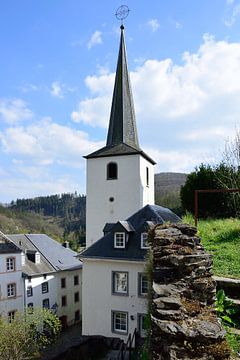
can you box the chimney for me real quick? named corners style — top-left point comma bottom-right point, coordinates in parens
top-left (62, 241), bottom-right (69, 249)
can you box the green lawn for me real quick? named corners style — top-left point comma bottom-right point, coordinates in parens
top-left (183, 215), bottom-right (240, 279)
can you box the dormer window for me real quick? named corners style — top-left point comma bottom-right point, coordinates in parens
top-left (114, 233), bottom-right (125, 248)
top-left (141, 233), bottom-right (149, 249)
top-left (107, 162), bottom-right (118, 180)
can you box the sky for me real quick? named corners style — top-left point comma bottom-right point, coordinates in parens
top-left (0, 0), bottom-right (240, 203)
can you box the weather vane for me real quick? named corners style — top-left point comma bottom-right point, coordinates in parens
top-left (115, 5), bottom-right (130, 26)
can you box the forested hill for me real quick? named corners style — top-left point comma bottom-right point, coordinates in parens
top-left (6, 193), bottom-right (86, 249)
top-left (10, 193), bottom-right (86, 220)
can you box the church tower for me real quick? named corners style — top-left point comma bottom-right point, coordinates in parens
top-left (85, 25), bottom-right (155, 247)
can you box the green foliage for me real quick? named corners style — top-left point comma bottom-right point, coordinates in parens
top-left (215, 290), bottom-right (238, 326)
top-left (180, 163), bottom-right (240, 218)
top-left (155, 190), bottom-right (183, 216)
top-left (225, 332), bottom-right (240, 355)
top-left (183, 215), bottom-right (240, 278)
top-left (0, 308), bottom-right (61, 360)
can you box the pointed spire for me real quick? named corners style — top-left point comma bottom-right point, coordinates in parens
top-left (106, 25), bottom-right (140, 149)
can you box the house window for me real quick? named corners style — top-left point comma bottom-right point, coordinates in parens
top-left (75, 310), bottom-right (80, 322)
top-left (138, 314), bottom-right (148, 338)
top-left (74, 292), bottom-right (79, 303)
top-left (8, 311), bottom-right (16, 323)
top-left (74, 275), bottom-right (79, 285)
top-left (112, 311), bottom-right (128, 334)
top-left (138, 273), bottom-right (149, 297)
top-left (146, 167), bottom-right (149, 187)
top-left (42, 298), bottom-right (50, 309)
top-left (112, 272), bottom-right (128, 295)
top-left (141, 233), bottom-right (149, 249)
top-left (28, 276), bottom-right (32, 283)
top-left (27, 286), bottom-right (33, 297)
top-left (27, 303), bottom-right (34, 313)
top-left (7, 283), bottom-right (16, 298)
top-left (61, 278), bottom-right (66, 288)
top-left (61, 296), bottom-right (67, 307)
top-left (107, 162), bottom-right (118, 180)
top-left (6, 257), bottom-right (15, 271)
top-left (114, 233), bottom-right (125, 248)
top-left (42, 282), bottom-right (49, 294)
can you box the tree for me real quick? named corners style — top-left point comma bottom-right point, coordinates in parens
top-left (0, 308), bottom-right (61, 360)
top-left (180, 164), bottom-right (235, 218)
top-left (220, 130), bottom-right (240, 216)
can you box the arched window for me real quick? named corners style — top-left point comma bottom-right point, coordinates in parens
top-left (107, 162), bottom-right (118, 180)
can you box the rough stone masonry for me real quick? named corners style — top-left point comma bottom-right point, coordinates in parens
top-left (149, 223), bottom-right (231, 360)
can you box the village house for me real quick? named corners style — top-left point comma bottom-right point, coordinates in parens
top-left (0, 231), bottom-right (24, 321)
top-left (0, 232), bottom-right (82, 328)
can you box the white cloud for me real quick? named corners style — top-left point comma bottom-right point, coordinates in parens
top-left (147, 19), bottom-right (160, 32)
top-left (0, 98), bottom-right (33, 124)
top-left (0, 118), bottom-right (104, 167)
top-left (0, 176), bottom-right (81, 203)
top-left (87, 30), bottom-right (103, 49)
top-left (226, 0), bottom-right (235, 5)
top-left (224, 3), bottom-right (240, 26)
top-left (50, 81), bottom-right (64, 98)
top-left (71, 35), bottom-right (240, 172)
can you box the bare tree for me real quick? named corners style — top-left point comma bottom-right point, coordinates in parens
top-left (219, 128), bottom-right (240, 216)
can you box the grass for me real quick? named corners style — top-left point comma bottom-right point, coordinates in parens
top-left (183, 215), bottom-right (240, 279)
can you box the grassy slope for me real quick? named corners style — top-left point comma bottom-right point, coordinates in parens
top-left (0, 205), bottom-right (64, 241)
top-left (183, 215), bottom-right (240, 279)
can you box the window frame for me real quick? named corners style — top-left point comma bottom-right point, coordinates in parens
top-left (27, 285), bottom-right (33, 297)
top-left (74, 292), bottom-right (79, 303)
top-left (8, 310), bottom-right (16, 323)
top-left (6, 257), bottom-right (16, 272)
top-left (42, 298), bottom-right (50, 309)
top-left (61, 278), bottom-right (66, 288)
top-left (138, 273), bottom-right (149, 297)
top-left (141, 232), bottom-right (149, 249)
top-left (112, 271), bottom-right (129, 296)
top-left (112, 311), bottom-right (128, 335)
top-left (61, 295), bottom-right (67, 307)
top-left (107, 162), bottom-right (118, 180)
top-left (7, 283), bottom-right (16, 298)
top-left (42, 282), bottom-right (49, 294)
top-left (146, 167), bottom-right (149, 187)
top-left (75, 310), bottom-right (80, 322)
top-left (114, 232), bottom-right (126, 249)
top-left (74, 275), bottom-right (79, 286)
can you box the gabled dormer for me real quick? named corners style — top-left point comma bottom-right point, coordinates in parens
top-left (111, 221), bottom-right (135, 249)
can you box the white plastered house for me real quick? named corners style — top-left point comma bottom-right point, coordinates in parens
top-left (7, 234), bottom-right (82, 327)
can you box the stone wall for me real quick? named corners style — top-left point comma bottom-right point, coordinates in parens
top-left (149, 223), bottom-right (231, 360)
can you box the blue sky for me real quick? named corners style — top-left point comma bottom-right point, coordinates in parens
top-left (0, 0), bottom-right (240, 202)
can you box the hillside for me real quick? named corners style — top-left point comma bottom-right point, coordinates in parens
top-left (155, 172), bottom-right (187, 214)
top-left (0, 173), bottom-right (187, 247)
top-left (0, 204), bottom-right (63, 241)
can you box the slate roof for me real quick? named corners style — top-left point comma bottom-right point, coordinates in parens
top-left (80, 204), bottom-right (181, 261)
top-left (8, 234), bottom-right (82, 275)
top-left (84, 26), bottom-right (155, 165)
top-left (25, 234), bottom-right (82, 271)
top-left (0, 231), bottom-right (21, 254)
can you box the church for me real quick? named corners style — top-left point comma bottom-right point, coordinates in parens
top-left (80, 25), bottom-right (180, 340)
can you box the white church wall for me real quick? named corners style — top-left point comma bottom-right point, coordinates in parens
top-left (82, 258), bottom-right (148, 340)
top-left (86, 154), bottom-right (154, 247)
